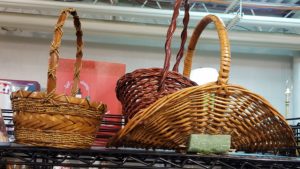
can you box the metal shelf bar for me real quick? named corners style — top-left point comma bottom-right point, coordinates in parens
top-left (0, 146), bottom-right (300, 168)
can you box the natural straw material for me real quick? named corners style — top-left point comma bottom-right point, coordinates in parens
top-left (116, 0), bottom-right (197, 120)
top-left (12, 8), bottom-right (106, 149)
top-left (109, 15), bottom-right (295, 152)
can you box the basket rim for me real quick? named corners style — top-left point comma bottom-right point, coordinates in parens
top-left (118, 67), bottom-right (197, 84)
top-left (12, 90), bottom-right (107, 111)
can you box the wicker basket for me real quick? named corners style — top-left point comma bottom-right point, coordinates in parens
top-left (116, 0), bottom-right (197, 120)
top-left (11, 8), bottom-right (107, 149)
top-left (109, 15), bottom-right (296, 152)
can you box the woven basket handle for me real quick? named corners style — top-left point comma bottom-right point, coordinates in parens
top-left (159, 0), bottom-right (190, 90)
top-left (47, 8), bottom-right (83, 96)
top-left (172, 0), bottom-right (190, 72)
top-left (183, 15), bottom-right (231, 86)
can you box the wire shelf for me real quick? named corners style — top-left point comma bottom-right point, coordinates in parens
top-left (0, 146), bottom-right (300, 169)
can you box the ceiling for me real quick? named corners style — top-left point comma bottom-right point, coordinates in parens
top-left (0, 0), bottom-right (298, 56)
top-left (0, 0), bottom-right (299, 34)
top-left (53, 0), bottom-right (300, 34)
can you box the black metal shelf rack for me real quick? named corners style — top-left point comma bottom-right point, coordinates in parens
top-left (0, 146), bottom-right (300, 169)
top-left (1, 110), bottom-right (300, 168)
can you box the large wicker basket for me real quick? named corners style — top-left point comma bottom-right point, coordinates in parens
top-left (116, 0), bottom-right (197, 120)
top-left (12, 8), bottom-right (107, 149)
top-left (109, 15), bottom-right (296, 152)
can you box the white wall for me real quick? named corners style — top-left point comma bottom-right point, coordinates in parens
top-left (183, 50), bottom-right (292, 117)
top-left (0, 34), bottom-right (292, 116)
top-left (293, 56), bottom-right (300, 119)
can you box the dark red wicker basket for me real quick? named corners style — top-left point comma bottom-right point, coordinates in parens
top-left (116, 0), bottom-right (197, 120)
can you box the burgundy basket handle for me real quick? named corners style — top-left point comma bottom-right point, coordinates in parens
top-left (47, 8), bottom-right (83, 97)
top-left (172, 0), bottom-right (190, 72)
top-left (159, 0), bottom-right (190, 91)
top-left (183, 15), bottom-right (231, 86)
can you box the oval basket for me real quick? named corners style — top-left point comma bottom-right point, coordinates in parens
top-left (11, 8), bottom-right (107, 149)
top-left (116, 0), bottom-right (197, 120)
top-left (109, 15), bottom-right (296, 152)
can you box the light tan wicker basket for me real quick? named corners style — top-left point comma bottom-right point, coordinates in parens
top-left (12, 8), bottom-right (107, 149)
top-left (109, 14), bottom-right (296, 152)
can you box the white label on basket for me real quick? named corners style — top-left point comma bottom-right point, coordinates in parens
top-left (190, 68), bottom-right (218, 86)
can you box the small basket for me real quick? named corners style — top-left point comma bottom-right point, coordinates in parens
top-left (12, 8), bottom-right (107, 149)
top-left (109, 15), bottom-right (296, 152)
top-left (116, 0), bottom-right (197, 120)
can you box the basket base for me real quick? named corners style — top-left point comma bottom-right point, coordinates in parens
top-left (15, 128), bottom-right (95, 149)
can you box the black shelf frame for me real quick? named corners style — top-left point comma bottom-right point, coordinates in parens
top-left (1, 111), bottom-right (300, 168)
top-left (286, 117), bottom-right (300, 146)
top-left (0, 146), bottom-right (300, 169)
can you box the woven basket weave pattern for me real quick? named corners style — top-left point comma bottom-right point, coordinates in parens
top-left (113, 86), bottom-right (295, 150)
top-left (12, 8), bottom-right (106, 149)
top-left (117, 68), bottom-right (196, 119)
top-left (109, 15), bottom-right (296, 151)
top-left (13, 96), bottom-right (103, 117)
top-left (15, 129), bottom-right (95, 149)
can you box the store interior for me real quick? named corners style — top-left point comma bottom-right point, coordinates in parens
top-left (0, 0), bottom-right (299, 117)
top-left (0, 0), bottom-right (299, 168)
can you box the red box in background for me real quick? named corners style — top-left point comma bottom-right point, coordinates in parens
top-left (56, 58), bottom-right (125, 147)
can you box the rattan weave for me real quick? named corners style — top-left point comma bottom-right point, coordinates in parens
top-left (12, 8), bottom-right (106, 149)
top-left (109, 15), bottom-right (296, 152)
top-left (116, 0), bottom-right (197, 120)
